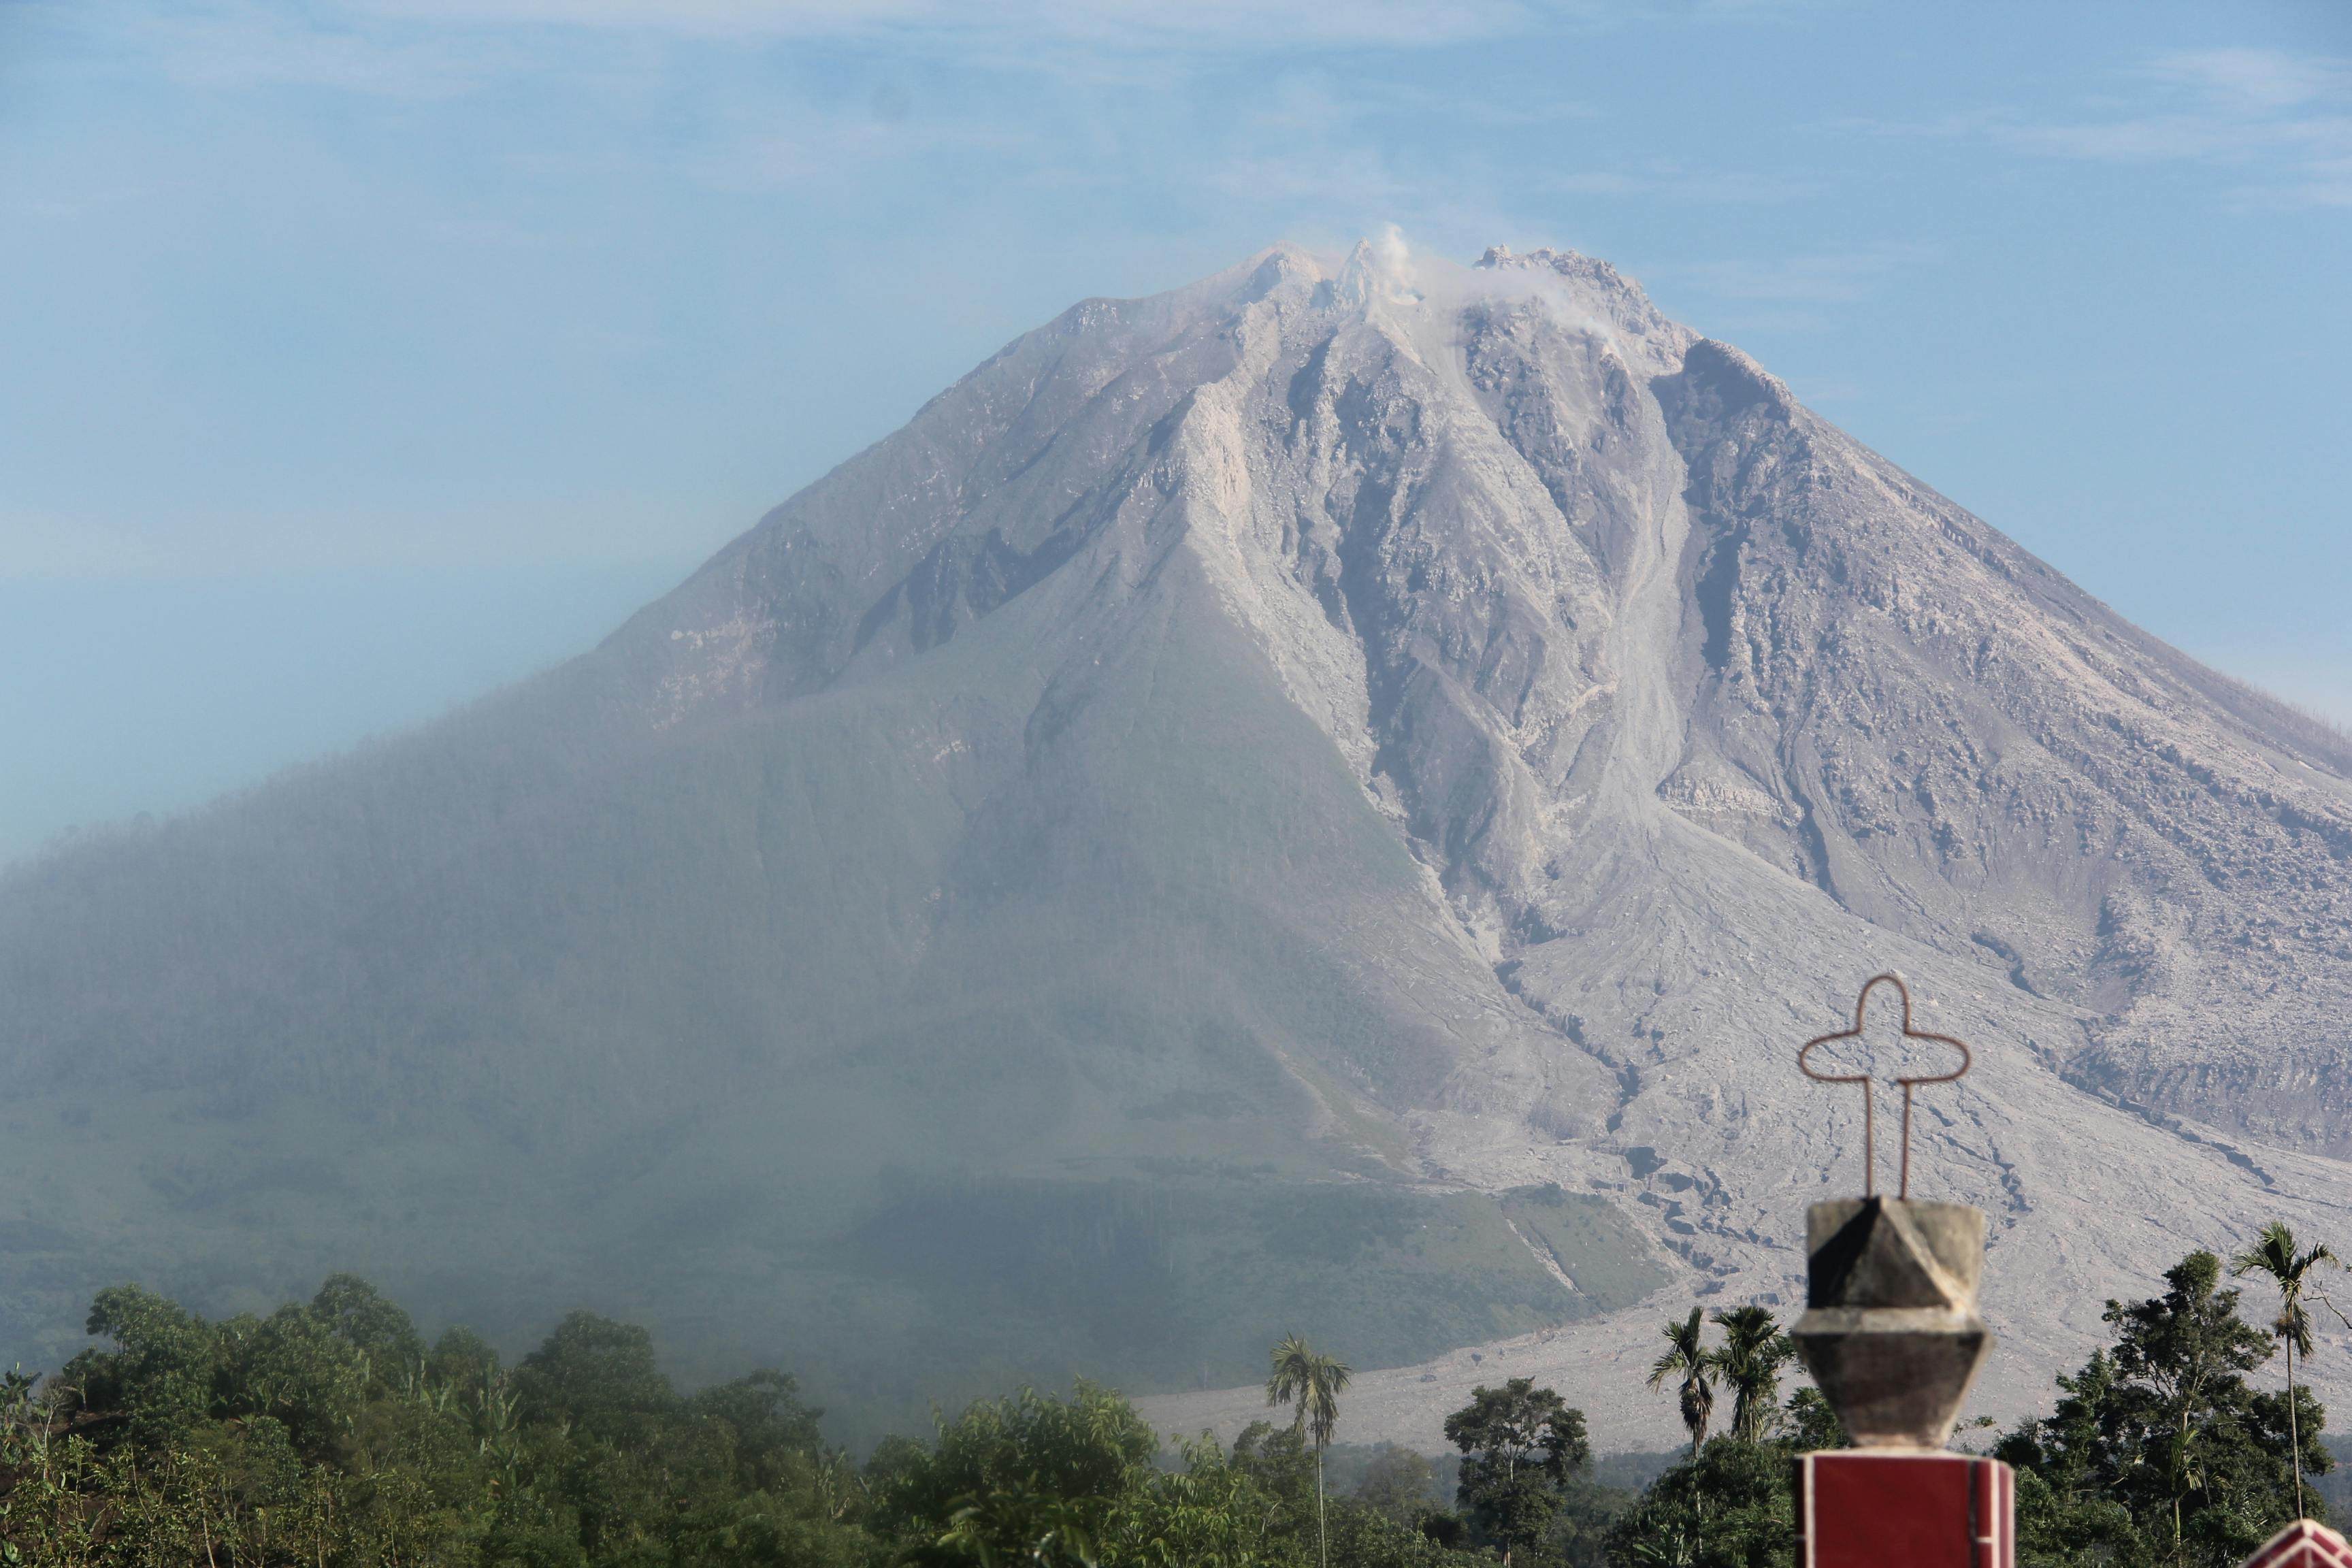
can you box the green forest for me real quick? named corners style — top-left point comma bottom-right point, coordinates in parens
top-left (0, 1232), bottom-right (2336, 1568)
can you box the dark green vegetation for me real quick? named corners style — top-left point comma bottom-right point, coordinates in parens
top-left (1265, 1335), bottom-right (1352, 1568)
top-left (1592, 1245), bottom-right (2336, 1567)
top-left (1441, 1378), bottom-right (1590, 1561)
top-left (1996, 1250), bottom-right (2331, 1567)
top-left (0, 1275), bottom-right (1496, 1568)
top-left (4, 1237), bottom-right (2323, 1565)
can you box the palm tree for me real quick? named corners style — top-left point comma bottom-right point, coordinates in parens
top-left (1267, 1334), bottom-right (1352, 1568)
top-left (1708, 1306), bottom-right (1794, 1445)
top-left (1647, 1307), bottom-right (1716, 1457)
top-left (2232, 1220), bottom-right (2339, 1518)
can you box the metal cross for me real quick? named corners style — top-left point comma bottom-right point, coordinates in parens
top-left (1798, 973), bottom-right (1972, 1200)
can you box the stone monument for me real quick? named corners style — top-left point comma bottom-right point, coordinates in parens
top-left (1792, 1196), bottom-right (1993, 1449)
top-left (1789, 973), bottom-right (2012, 1568)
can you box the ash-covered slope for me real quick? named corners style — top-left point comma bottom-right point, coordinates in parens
top-left (5, 240), bottom-right (2351, 1438)
top-left (1656, 333), bottom-right (2352, 1150)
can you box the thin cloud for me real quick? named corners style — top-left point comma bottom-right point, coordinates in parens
top-left (371, 0), bottom-right (1841, 42)
top-left (1861, 46), bottom-right (2352, 208)
top-left (17, 0), bottom-right (545, 100)
top-left (1324, 76), bottom-right (1602, 129)
top-left (357, 0), bottom-right (1584, 50)
top-left (1633, 243), bottom-right (1932, 346)
top-left (701, 112), bottom-right (1027, 191)
top-left (2149, 48), bottom-right (2346, 114)
top-left (79, 0), bottom-right (1840, 97)
top-left (57, 0), bottom-right (514, 98)
top-left (1654, 243), bottom-right (1934, 304)
top-left (1531, 162), bottom-right (1820, 203)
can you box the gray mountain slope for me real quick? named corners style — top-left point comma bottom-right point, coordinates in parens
top-left (5, 240), bottom-right (2351, 1442)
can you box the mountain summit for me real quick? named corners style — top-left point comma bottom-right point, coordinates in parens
top-left (7, 240), bottom-right (2351, 1440)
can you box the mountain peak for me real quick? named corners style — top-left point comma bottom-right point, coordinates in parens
top-left (5, 243), bottom-right (2351, 1443)
top-left (1473, 242), bottom-right (1685, 355)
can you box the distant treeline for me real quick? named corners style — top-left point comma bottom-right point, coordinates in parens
top-left (0, 1235), bottom-right (2333, 1567)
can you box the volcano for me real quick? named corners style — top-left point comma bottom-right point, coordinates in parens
top-left (7, 240), bottom-right (2351, 1445)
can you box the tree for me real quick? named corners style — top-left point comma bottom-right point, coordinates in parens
top-left (1603, 1439), bottom-right (1792, 1568)
top-left (12, 1275), bottom-right (910, 1568)
top-left (687, 1367), bottom-right (829, 1492)
top-left (2232, 1220), bottom-right (2340, 1518)
top-left (1354, 1445), bottom-right (1438, 1524)
top-left (1545, 1472), bottom-right (1639, 1568)
top-left (2115, 1252), bottom-right (2292, 1564)
top-left (31, 1272), bottom-right (1538, 1568)
top-left (1995, 1250), bottom-right (2323, 1568)
top-left (514, 1310), bottom-right (676, 1446)
top-left (310, 1273), bottom-right (427, 1392)
top-left (1112, 1426), bottom-right (1474, 1568)
top-left (881, 1382), bottom-right (1157, 1568)
top-left (1102, 1432), bottom-right (1280, 1568)
top-left (1994, 1350), bottom-right (2148, 1566)
top-left (1228, 1417), bottom-right (1318, 1526)
top-left (1443, 1377), bottom-right (1590, 1565)
top-left (65, 1284), bottom-right (218, 1446)
top-left (1780, 1388), bottom-right (1845, 1454)
top-left (1648, 1309), bottom-right (1716, 1458)
top-left (218, 1303), bottom-right (372, 1450)
top-left (1705, 1309), bottom-right (1793, 1446)
top-left (1266, 1334), bottom-right (1352, 1568)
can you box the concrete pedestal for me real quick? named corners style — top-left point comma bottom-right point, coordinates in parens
top-left (1796, 1451), bottom-right (2013, 1568)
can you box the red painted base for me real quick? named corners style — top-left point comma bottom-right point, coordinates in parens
top-left (1797, 1451), bottom-right (2014, 1568)
top-left (2242, 1519), bottom-right (2352, 1567)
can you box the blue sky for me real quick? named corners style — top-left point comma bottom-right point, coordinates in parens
top-left (3, 0), bottom-right (2348, 864)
